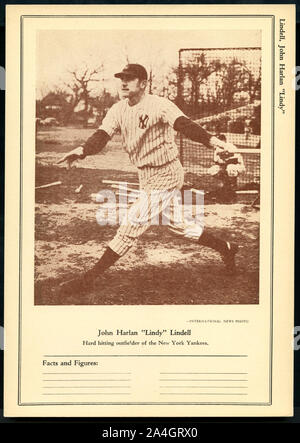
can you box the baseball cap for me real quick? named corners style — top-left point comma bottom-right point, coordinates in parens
top-left (114, 64), bottom-right (148, 80)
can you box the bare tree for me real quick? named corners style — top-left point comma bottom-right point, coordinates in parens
top-left (179, 53), bottom-right (222, 110)
top-left (215, 58), bottom-right (261, 107)
top-left (214, 58), bottom-right (244, 108)
top-left (240, 62), bottom-right (261, 102)
top-left (65, 65), bottom-right (103, 127)
top-left (61, 82), bottom-right (82, 124)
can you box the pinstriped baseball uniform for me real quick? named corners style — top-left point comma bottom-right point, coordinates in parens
top-left (99, 93), bottom-right (204, 256)
top-left (100, 94), bottom-right (182, 169)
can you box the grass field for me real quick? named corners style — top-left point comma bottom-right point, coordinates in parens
top-left (35, 127), bottom-right (259, 305)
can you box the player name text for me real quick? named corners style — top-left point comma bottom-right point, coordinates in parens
top-left (278, 19), bottom-right (286, 114)
top-left (97, 328), bottom-right (192, 337)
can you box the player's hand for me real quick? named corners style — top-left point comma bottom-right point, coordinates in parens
top-left (223, 142), bottom-right (237, 154)
top-left (57, 146), bottom-right (85, 169)
top-left (227, 164), bottom-right (239, 177)
top-left (227, 163), bottom-right (245, 177)
top-left (210, 136), bottom-right (237, 154)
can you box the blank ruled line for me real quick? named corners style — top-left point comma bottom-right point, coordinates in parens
top-left (43, 386), bottom-right (131, 389)
top-left (160, 393), bottom-right (248, 396)
top-left (42, 393), bottom-right (131, 396)
top-left (43, 379), bottom-right (131, 382)
top-left (159, 372), bottom-right (248, 375)
top-left (160, 386), bottom-right (248, 389)
top-left (159, 379), bottom-right (248, 382)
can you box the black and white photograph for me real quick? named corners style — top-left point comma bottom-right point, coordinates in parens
top-left (34, 29), bottom-right (261, 305)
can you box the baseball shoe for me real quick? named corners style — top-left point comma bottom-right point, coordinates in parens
top-left (221, 242), bottom-right (239, 274)
top-left (58, 274), bottom-right (97, 297)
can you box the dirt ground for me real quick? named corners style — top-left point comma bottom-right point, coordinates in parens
top-left (35, 127), bottom-right (259, 305)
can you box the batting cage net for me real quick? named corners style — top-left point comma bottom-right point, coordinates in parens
top-left (177, 47), bottom-right (261, 194)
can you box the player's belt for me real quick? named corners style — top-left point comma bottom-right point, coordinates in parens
top-left (137, 158), bottom-right (178, 170)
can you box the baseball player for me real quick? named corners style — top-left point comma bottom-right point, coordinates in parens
top-left (58, 64), bottom-right (239, 295)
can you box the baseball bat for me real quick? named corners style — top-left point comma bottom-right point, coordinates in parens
top-left (102, 179), bottom-right (139, 186)
top-left (35, 181), bottom-right (62, 189)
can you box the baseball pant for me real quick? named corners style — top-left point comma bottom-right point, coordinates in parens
top-left (108, 159), bottom-right (204, 256)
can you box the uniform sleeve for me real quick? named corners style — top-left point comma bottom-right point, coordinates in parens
top-left (98, 103), bottom-right (120, 137)
top-left (159, 97), bottom-right (186, 127)
top-left (174, 116), bottom-right (213, 147)
top-left (82, 129), bottom-right (110, 157)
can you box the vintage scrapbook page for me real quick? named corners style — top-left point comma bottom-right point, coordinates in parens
top-left (4, 4), bottom-right (295, 417)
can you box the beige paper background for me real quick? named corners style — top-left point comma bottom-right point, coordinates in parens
top-left (4, 4), bottom-right (294, 417)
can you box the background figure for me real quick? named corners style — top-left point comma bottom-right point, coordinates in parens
top-left (244, 117), bottom-right (253, 140)
top-left (208, 134), bottom-right (245, 203)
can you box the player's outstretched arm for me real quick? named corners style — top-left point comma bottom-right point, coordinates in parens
top-left (57, 129), bottom-right (110, 168)
top-left (174, 116), bottom-right (212, 147)
top-left (173, 116), bottom-right (236, 153)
